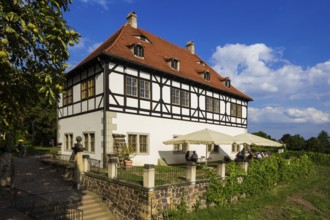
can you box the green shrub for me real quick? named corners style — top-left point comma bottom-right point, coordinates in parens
top-left (206, 155), bottom-right (313, 206)
top-left (284, 151), bottom-right (330, 166)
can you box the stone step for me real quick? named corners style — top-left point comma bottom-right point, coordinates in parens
top-left (76, 191), bottom-right (116, 220)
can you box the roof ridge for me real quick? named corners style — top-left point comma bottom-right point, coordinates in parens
top-left (106, 24), bottom-right (129, 52)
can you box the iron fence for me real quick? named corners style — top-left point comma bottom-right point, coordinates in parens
top-left (117, 166), bottom-right (144, 185)
top-left (155, 166), bottom-right (187, 186)
top-left (87, 158), bottom-right (105, 175)
top-left (13, 188), bottom-right (83, 220)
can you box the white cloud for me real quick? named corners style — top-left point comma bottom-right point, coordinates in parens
top-left (211, 43), bottom-right (330, 104)
top-left (78, 0), bottom-right (109, 9)
top-left (249, 106), bottom-right (330, 124)
top-left (87, 42), bottom-right (102, 53)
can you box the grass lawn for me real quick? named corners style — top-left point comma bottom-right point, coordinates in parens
top-left (175, 165), bottom-right (330, 220)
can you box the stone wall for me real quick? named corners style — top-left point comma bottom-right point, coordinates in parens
top-left (82, 173), bottom-right (209, 220)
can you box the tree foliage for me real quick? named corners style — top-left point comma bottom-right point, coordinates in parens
top-left (0, 0), bottom-right (79, 147)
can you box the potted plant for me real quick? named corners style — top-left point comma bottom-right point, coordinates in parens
top-left (123, 147), bottom-right (135, 168)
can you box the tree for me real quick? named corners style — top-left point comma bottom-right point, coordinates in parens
top-left (317, 130), bottom-right (330, 153)
top-left (0, 0), bottom-right (79, 149)
top-left (252, 131), bottom-right (273, 140)
top-left (305, 137), bottom-right (320, 152)
top-left (281, 134), bottom-right (305, 151)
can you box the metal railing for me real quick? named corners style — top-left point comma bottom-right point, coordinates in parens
top-left (155, 166), bottom-right (187, 186)
top-left (13, 188), bottom-right (83, 220)
top-left (117, 166), bottom-right (144, 185)
top-left (87, 158), bottom-right (103, 174)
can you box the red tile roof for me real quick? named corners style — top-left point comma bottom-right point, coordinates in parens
top-left (70, 24), bottom-right (253, 101)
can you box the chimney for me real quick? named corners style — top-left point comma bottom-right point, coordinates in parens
top-left (126, 12), bottom-right (137, 28)
top-left (186, 41), bottom-right (195, 54)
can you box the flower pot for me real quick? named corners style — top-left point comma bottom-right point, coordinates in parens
top-left (124, 160), bottom-right (133, 168)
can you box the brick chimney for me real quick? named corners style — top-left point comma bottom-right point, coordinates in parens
top-left (186, 41), bottom-right (195, 54)
top-left (126, 12), bottom-right (137, 28)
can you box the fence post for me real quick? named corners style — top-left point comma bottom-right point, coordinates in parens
top-left (143, 164), bottom-right (155, 189)
top-left (186, 161), bottom-right (196, 183)
top-left (242, 161), bottom-right (248, 174)
top-left (217, 160), bottom-right (226, 179)
top-left (72, 136), bottom-right (84, 189)
top-left (107, 159), bottom-right (118, 179)
top-left (82, 155), bottom-right (90, 173)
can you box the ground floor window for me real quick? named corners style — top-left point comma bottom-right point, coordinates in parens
top-left (232, 143), bottom-right (240, 152)
top-left (64, 133), bottom-right (73, 151)
top-left (128, 133), bottom-right (149, 154)
top-left (83, 132), bottom-right (95, 152)
top-left (173, 135), bottom-right (188, 152)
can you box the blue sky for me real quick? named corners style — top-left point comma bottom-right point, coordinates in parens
top-left (64, 0), bottom-right (330, 139)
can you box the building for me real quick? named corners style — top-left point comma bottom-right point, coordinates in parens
top-left (57, 12), bottom-right (253, 165)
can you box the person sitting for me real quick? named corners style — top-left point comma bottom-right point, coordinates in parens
top-left (185, 151), bottom-right (191, 162)
top-left (191, 151), bottom-right (198, 163)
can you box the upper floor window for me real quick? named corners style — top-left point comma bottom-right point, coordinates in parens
top-left (204, 71), bottom-right (210, 81)
top-left (63, 87), bottom-right (73, 106)
top-left (206, 96), bottom-right (220, 113)
top-left (171, 59), bottom-right (180, 71)
top-left (126, 76), bottom-right (150, 99)
top-left (225, 78), bottom-right (231, 88)
top-left (231, 103), bottom-right (242, 118)
top-left (126, 76), bottom-right (138, 97)
top-left (134, 44), bottom-right (144, 58)
top-left (139, 79), bottom-right (150, 99)
top-left (81, 78), bottom-right (95, 100)
top-left (171, 88), bottom-right (189, 107)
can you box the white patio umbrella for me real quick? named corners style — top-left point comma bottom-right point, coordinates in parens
top-left (163, 128), bottom-right (235, 165)
top-left (163, 128), bottom-right (234, 145)
top-left (234, 133), bottom-right (283, 147)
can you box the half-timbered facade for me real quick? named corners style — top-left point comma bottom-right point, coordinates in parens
top-left (58, 12), bottom-right (253, 165)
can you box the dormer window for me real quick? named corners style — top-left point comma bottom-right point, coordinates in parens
top-left (225, 78), bottom-right (231, 88)
top-left (134, 35), bottom-right (150, 43)
top-left (133, 44), bottom-right (144, 58)
top-left (197, 61), bottom-right (205, 66)
top-left (165, 57), bottom-right (180, 71)
top-left (204, 71), bottom-right (210, 81)
top-left (171, 58), bottom-right (180, 71)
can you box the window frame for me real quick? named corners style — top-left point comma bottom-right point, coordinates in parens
top-left (126, 76), bottom-right (138, 97)
top-left (231, 103), bottom-right (243, 118)
top-left (81, 77), bottom-right (95, 100)
top-left (204, 71), bottom-right (210, 81)
top-left (139, 79), bottom-right (150, 99)
top-left (206, 96), bottom-right (220, 113)
top-left (134, 44), bottom-right (144, 58)
top-left (171, 87), bottom-right (190, 107)
top-left (170, 58), bottom-right (180, 71)
top-left (83, 132), bottom-right (95, 153)
top-left (64, 133), bottom-right (73, 151)
top-left (63, 87), bottom-right (73, 106)
top-left (127, 133), bottom-right (149, 155)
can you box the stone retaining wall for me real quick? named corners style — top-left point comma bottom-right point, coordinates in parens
top-left (82, 173), bottom-right (209, 220)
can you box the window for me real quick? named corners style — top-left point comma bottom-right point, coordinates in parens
top-left (171, 88), bottom-right (190, 107)
top-left (173, 135), bottom-right (188, 152)
top-left (126, 76), bottom-right (138, 97)
top-left (81, 78), bottom-right (95, 100)
top-left (134, 44), bottom-right (144, 58)
top-left (64, 133), bottom-right (73, 151)
top-left (225, 79), bottom-right (231, 88)
top-left (126, 76), bottom-right (150, 99)
top-left (206, 97), bottom-right (220, 113)
top-left (231, 103), bottom-right (242, 118)
top-left (170, 59), bottom-right (180, 71)
top-left (171, 88), bottom-right (180, 105)
top-left (207, 144), bottom-right (213, 152)
top-left (63, 87), bottom-right (73, 106)
top-left (232, 143), bottom-right (240, 152)
top-left (83, 132), bottom-right (95, 152)
top-left (128, 133), bottom-right (149, 154)
top-left (204, 71), bottom-right (210, 81)
top-left (139, 79), bottom-right (150, 99)
top-left (139, 135), bottom-right (148, 153)
top-left (181, 90), bottom-right (189, 107)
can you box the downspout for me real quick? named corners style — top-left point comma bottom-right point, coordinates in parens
top-left (102, 60), bottom-right (109, 168)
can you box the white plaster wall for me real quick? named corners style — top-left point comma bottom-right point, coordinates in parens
top-left (58, 111), bottom-right (103, 161)
top-left (112, 113), bottom-right (247, 166)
